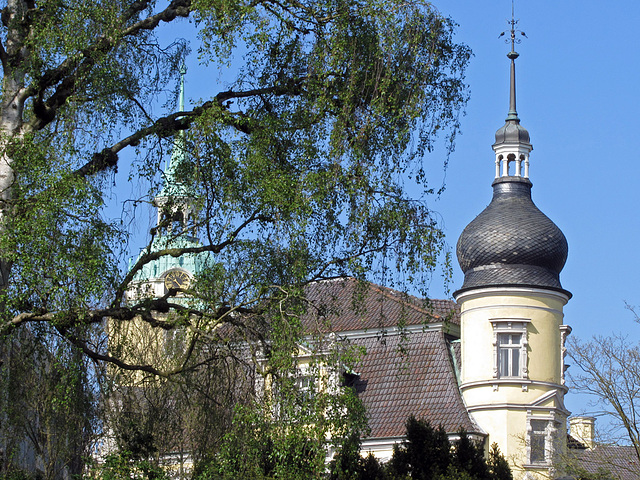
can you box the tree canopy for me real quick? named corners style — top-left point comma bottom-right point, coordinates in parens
top-left (0, 0), bottom-right (469, 354)
top-left (0, 0), bottom-right (470, 476)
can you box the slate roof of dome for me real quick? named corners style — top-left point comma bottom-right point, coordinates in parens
top-left (494, 117), bottom-right (530, 146)
top-left (455, 177), bottom-right (569, 296)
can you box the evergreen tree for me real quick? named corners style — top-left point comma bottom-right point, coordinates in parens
top-left (453, 430), bottom-right (489, 480)
top-left (387, 416), bottom-right (451, 480)
top-left (383, 418), bottom-right (513, 480)
top-left (487, 443), bottom-right (512, 480)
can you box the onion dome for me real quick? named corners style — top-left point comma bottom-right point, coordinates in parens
top-left (454, 25), bottom-right (570, 297)
top-left (455, 177), bottom-right (569, 295)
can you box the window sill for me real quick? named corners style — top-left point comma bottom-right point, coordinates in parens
top-left (522, 462), bottom-right (552, 469)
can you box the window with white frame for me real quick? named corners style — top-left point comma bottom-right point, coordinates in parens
top-left (296, 374), bottom-right (315, 393)
top-left (526, 416), bottom-right (560, 466)
top-left (498, 332), bottom-right (522, 377)
top-left (491, 320), bottom-right (529, 379)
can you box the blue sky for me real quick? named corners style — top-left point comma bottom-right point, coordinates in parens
top-left (119, 1), bottom-right (640, 420)
top-left (431, 1), bottom-right (640, 418)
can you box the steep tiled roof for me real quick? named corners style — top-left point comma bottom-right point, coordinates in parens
top-left (349, 330), bottom-right (478, 438)
top-left (302, 278), bottom-right (459, 334)
top-left (301, 278), bottom-right (478, 439)
top-left (569, 445), bottom-right (640, 480)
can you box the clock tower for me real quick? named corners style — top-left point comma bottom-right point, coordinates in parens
top-left (127, 65), bottom-right (209, 302)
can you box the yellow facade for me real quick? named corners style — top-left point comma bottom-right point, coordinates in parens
top-left (456, 287), bottom-right (571, 479)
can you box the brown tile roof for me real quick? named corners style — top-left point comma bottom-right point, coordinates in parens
top-left (301, 278), bottom-right (477, 439)
top-left (569, 445), bottom-right (640, 480)
top-left (302, 278), bottom-right (460, 334)
top-left (349, 330), bottom-right (478, 438)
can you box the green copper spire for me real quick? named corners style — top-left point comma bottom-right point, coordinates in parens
top-left (129, 61), bottom-right (211, 298)
top-left (179, 62), bottom-right (186, 112)
top-left (159, 63), bottom-right (193, 198)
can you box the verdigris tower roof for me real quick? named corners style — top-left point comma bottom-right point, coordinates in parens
top-left (454, 22), bottom-right (569, 297)
top-left (159, 63), bottom-right (194, 199)
top-left (130, 64), bottom-right (209, 288)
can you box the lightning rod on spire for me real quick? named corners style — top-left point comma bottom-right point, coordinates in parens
top-left (179, 62), bottom-right (187, 113)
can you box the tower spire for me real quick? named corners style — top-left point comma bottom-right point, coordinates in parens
top-left (179, 62), bottom-right (186, 113)
top-left (159, 62), bottom-right (191, 198)
top-left (504, 0), bottom-right (526, 121)
top-left (493, 2), bottom-right (531, 179)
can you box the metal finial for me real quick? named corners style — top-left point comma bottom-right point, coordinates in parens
top-left (498, 0), bottom-right (527, 121)
top-left (499, 0), bottom-right (527, 52)
top-left (178, 62), bottom-right (187, 113)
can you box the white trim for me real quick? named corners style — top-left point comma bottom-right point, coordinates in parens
top-left (559, 325), bottom-right (571, 385)
top-left (334, 322), bottom-right (460, 340)
top-left (460, 379), bottom-right (568, 393)
top-left (455, 286), bottom-right (570, 305)
top-left (360, 431), bottom-right (487, 461)
top-left (460, 303), bottom-right (564, 318)
top-left (361, 436), bottom-right (405, 447)
top-left (360, 437), bottom-right (404, 462)
top-left (530, 390), bottom-right (560, 407)
top-left (490, 318), bottom-right (532, 324)
top-left (465, 403), bottom-right (570, 417)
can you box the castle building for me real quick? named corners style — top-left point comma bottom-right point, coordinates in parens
top-left (302, 18), bottom-right (574, 479)
top-left (120, 25), bottom-right (627, 480)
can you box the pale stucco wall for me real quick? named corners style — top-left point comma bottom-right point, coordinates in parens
top-left (456, 287), bottom-right (570, 479)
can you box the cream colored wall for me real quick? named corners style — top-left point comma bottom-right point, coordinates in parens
top-left (456, 287), bottom-right (570, 479)
top-left (460, 290), bottom-right (565, 385)
top-left (107, 312), bottom-right (192, 384)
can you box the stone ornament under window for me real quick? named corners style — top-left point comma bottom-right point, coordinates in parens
top-left (490, 319), bottom-right (530, 379)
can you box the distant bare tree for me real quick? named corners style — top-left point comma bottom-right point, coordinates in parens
top-left (568, 324), bottom-right (640, 472)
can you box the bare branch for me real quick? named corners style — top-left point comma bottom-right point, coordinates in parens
top-left (69, 77), bottom-right (309, 181)
top-left (113, 209), bottom-right (269, 305)
top-left (21, 0), bottom-right (191, 132)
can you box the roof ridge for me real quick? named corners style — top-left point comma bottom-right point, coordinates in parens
top-left (368, 283), bottom-right (458, 322)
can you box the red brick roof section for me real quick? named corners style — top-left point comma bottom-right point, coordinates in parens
top-left (302, 278), bottom-right (460, 334)
top-left (350, 331), bottom-right (478, 438)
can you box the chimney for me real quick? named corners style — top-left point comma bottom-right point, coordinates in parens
top-left (569, 416), bottom-right (596, 450)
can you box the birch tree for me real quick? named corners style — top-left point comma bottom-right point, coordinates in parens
top-left (0, 0), bottom-right (470, 474)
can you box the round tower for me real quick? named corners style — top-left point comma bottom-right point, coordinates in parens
top-left (454, 18), bottom-right (571, 478)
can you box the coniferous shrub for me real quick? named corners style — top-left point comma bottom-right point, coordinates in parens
top-left (329, 416), bottom-right (514, 480)
top-left (487, 443), bottom-right (513, 480)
